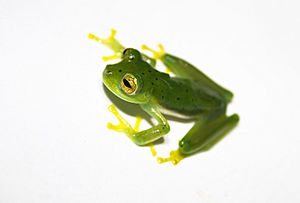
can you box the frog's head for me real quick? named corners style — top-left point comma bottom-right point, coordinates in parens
top-left (103, 48), bottom-right (153, 104)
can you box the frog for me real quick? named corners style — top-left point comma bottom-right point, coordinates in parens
top-left (88, 29), bottom-right (239, 165)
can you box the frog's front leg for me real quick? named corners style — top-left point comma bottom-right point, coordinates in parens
top-left (141, 44), bottom-right (171, 73)
top-left (107, 103), bottom-right (170, 146)
top-left (107, 104), bottom-right (141, 135)
top-left (89, 29), bottom-right (157, 66)
top-left (88, 29), bottom-right (125, 61)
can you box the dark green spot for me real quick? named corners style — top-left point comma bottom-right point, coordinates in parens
top-left (119, 70), bottom-right (122, 72)
top-left (177, 97), bottom-right (180, 101)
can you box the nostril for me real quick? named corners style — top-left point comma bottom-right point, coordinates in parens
top-left (105, 70), bottom-right (112, 75)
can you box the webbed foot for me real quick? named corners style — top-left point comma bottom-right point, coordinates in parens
top-left (107, 104), bottom-right (142, 136)
top-left (157, 149), bottom-right (185, 165)
top-left (107, 105), bottom-right (162, 158)
top-left (88, 29), bottom-right (125, 61)
top-left (141, 44), bottom-right (171, 73)
top-left (141, 44), bottom-right (165, 60)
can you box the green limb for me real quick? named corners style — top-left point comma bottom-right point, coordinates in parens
top-left (131, 103), bottom-right (170, 145)
top-left (179, 113), bottom-right (239, 155)
top-left (161, 54), bottom-right (233, 103)
top-left (142, 44), bottom-right (233, 103)
top-left (107, 104), bottom-right (170, 146)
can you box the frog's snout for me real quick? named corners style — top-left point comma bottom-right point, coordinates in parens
top-left (104, 65), bottom-right (112, 75)
top-left (104, 69), bottom-right (112, 75)
top-left (104, 65), bottom-right (113, 76)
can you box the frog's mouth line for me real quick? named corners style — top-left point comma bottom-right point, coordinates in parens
top-left (103, 76), bottom-right (120, 97)
top-left (103, 74), bottom-right (134, 104)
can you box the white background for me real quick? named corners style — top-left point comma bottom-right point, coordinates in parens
top-left (1, 0), bottom-right (300, 202)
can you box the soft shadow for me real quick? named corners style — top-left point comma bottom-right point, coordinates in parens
top-left (103, 84), bottom-right (165, 144)
top-left (103, 84), bottom-right (196, 124)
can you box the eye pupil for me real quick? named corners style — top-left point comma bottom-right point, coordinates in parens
top-left (123, 79), bottom-right (132, 88)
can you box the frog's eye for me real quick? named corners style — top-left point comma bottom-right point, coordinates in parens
top-left (121, 73), bottom-right (138, 95)
top-left (128, 54), bottom-right (135, 61)
top-left (122, 48), bottom-right (141, 61)
top-left (122, 48), bottom-right (134, 60)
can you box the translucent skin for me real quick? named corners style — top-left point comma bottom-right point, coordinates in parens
top-left (103, 48), bottom-right (239, 164)
top-left (104, 49), bottom-right (225, 116)
top-left (89, 30), bottom-right (239, 164)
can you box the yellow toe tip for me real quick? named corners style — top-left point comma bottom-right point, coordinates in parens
top-left (88, 33), bottom-right (99, 40)
top-left (107, 122), bottom-right (113, 129)
top-left (157, 157), bottom-right (164, 164)
top-left (141, 44), bottom-right (148, 50)
top-left (88, 33), bottom-right (94, 39)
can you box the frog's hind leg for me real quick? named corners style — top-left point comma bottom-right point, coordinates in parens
top-left (180, 113), bottom-right (239, 155)
top-left (142, 44), bottom-right (233, 103)
top-left (158, 113), bottom-right (239, 165)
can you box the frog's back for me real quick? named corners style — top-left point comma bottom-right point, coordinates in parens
top-left (152, 76), bottom-right (226, 117)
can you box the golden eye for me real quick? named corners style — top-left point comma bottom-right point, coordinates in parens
top-left (121, 74), bottom-right (138, 95)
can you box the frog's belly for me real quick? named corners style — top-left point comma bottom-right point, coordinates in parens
top-left (158, 105), bottom-right (201, 119)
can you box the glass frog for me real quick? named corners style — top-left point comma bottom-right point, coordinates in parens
top-left (89, 29), bottom-right (239, 165)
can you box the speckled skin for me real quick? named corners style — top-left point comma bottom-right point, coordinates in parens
top-left (103, 48), bottom-right (239, 156)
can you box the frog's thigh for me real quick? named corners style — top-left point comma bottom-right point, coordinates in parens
top-left (179, 114), bottom-right (239, 155)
